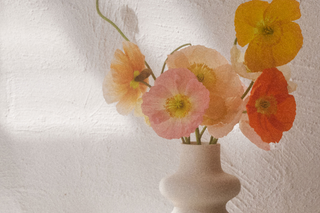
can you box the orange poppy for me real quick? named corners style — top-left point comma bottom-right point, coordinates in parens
top-left (102, 41), bottom-right (149, 115)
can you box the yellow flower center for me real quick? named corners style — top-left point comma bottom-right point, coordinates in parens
top-left (257, 21), bottom-right (282, 45)
top-left (188, 63), bottom-right (216, 89)
top-left (255, 95), bottom-right (277, 116)
top-left (130, 70), bottom-right (141, 89)
top-left (165, 94), bottom-right (192, 118)
top-left (197, 73), bottom-right (204, 82)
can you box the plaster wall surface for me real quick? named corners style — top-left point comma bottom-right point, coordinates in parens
top-left (0, 0), bottom-right (319, 212)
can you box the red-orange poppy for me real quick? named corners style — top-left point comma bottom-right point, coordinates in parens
top-left (246, 68), bottom-right (296, 142)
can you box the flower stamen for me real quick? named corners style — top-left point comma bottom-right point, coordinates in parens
top-left (130, 70), bottom-right (141, 89)
top-left (255, 95), bottom-right (277, 116)
top-left (262, 26), bottom-right (274, 35)
top-left (188, 63), bottom-right (216, 89)
top-left (165, 94), bottom-right (192, 118)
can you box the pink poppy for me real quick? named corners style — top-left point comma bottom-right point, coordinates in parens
top-left (141, 68), bottom-right (210, 139)
top-left (167, 45), bottom-right (244, 138)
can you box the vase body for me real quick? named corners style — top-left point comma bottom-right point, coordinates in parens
top-left (159, 143), bottom-right (240, 213)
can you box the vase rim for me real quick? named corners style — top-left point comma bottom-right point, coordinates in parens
top-left (182, 142), bottom-right (220, 146)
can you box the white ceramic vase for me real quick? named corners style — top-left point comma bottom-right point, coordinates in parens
top-left (159, 143), bottom-right (240, 213)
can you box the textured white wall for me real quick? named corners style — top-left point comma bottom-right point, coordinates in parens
top-left (1, 0), bottom-right (319, 212)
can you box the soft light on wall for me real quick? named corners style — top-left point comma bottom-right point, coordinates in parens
top-left (1, 0), bottom-right (319, 212)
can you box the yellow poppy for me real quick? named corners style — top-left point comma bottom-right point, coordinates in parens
top-left (234, 0), bottom-right (303, 72)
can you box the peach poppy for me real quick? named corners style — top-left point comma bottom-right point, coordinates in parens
top-left (234, 0), bottom-right (303, 72)
top-left (141, 68), bottom-right (210, 139)
top-left (102, 41), bottom-right (149, 115)
top-left (134, 98), bottom-right (151, 126)
top-left (167, 45), bottom-right (244, 138)
top-left (246, 67), bottom-right (296, 143)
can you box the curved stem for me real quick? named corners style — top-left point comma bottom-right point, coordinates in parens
top-left (145, 62), bottom-right (156, 80)
top-left (139, 81), bottom-right (152, 88)
top-left (96, 0), bottom-right (129, 41)
top-left (96, 0), bottom-right (157, 81)
top-left (234, 38), bottom-right (254, 100)
top-left (161, 43), bottom-right (192, 74)
top-left (241, 81), bottom-right (254, 99)
top-left (199, 126), bottom-right (207, 139)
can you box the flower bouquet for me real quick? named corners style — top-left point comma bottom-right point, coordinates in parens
top-left (97, 0), bottom-right (303, 211)
top-left (98, 0), bottom-right (303, 150)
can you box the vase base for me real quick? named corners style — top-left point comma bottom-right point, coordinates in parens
top-left (172, 206), bottom-right (228, 213)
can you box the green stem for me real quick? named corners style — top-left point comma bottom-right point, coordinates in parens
top-left (185, 137), bottom-right (190, 144)
top-left (199, 126), bottom-right (207, 139)
top-left (181, 137), bottom-right (186, 144)
top-left (195, 128), bottom-right (201, 145)
top-left (145, 62), bottom-right (156, 80)
top-left (161, 43), bottom-right (192, 74)
top-left (241, 81), bottom-right (254, 99)
top-left (139, 81), bottom-right (152, 88)
top-left (209, 136), bottom-right (218, 144)
top-left (234, 38), bottom-right (238, 45)
top-left (96, 0), bottom-right (157, 81)
top-left (96, 0), bottom-right (129, 41)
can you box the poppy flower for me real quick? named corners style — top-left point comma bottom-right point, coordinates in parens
top-left (246, 67), bottom-right (296, 143)
top-left (231, 44), bottom-right (297, 93)
top-left (234, 0), bottom-right (303, 72)
top-left (166, 45), bottom-right (244, 138)
top-left (230, 45), bottom-right (262, 81)
top-left (141, 68), bottom-right (210, 139)
top-left (102, 41), bottom-right (149, 115)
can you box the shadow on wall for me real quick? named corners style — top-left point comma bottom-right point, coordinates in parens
top-left (43, 1), bottom-right (140, 81)
top-left (0, 128), bottom-right (23, 211)
top-left (120, 5), bottom-right (140, 43)
top-left (170, 0), bottom-right (239, 58)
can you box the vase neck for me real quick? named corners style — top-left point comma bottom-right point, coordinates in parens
top-left (178, 143), bottom-right (222, 173)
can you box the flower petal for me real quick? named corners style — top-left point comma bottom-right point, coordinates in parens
top-left (234, 0), bottom-right (269, 46)
top-left (167, 45), bottom-right (228, 70)
top-left (239, 113), bottom-right (271, 151)
top-left (141, 68), bottom-right (210, 139)
top-left (207, 98), bottom-right (244, 138)
top-left (245, 37), bottom-right (275, 72)
top-left (207, 122), bottom-right (235, 139)
top-left (272, 22), bottom-right (303, 67)
top-left (111, 49), bottom-right (134, 85)
top-left (166, 50), bottom-right (190, 69)
top-left (123, 41), bottom-right (146, 72)
top-left (116, 87), bottom-right (140, 115)
top-left (272, 95), bottom-right (296, 131)
top-left (102, 71), bottom-right (127, 104)
top-left (102, 41), bottom-right (149, 115)
top-left (231, 45), bottom-right (263, 80)
top-left (202, 95), bottom-right (226, 126)
top-left (246, 68), bottom-right (296, 143)
top-left (264, 0), bottom-right (301, 23)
